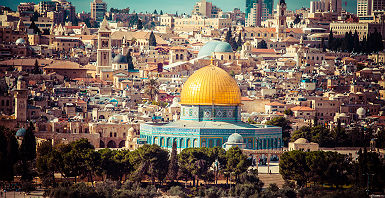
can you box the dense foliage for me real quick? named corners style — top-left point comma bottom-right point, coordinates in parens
top-left (328, 29), bottom-right (384, 53)
top-left (280, 149), bottom-right (385, 192)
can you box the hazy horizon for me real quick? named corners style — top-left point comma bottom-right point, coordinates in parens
top-left (1, 0), bottom-right (356, 15)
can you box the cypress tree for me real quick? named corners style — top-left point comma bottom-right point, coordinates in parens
top-left (353, 30), bottom-right (360, 53)
top-left (0, 126), bottom-right (19, 182)
top-left (236, 33), bottom-right (242, 50)
top-left (153, 9), bottom-right (158, 15)
top-left (361, 36), bottom-right (367, 54)
top-left (328, 30), bottom-right (334, 50)
top-left (137, 19), bottom-right (143, 30)
top-left (149, 31), bottom-right (157, 46)
top-left (225, 28), bottom-right (232, 44)
top-left (126, 51), bottom-right (134, 70)
top-left (29, 20), bottom-right (41, 35)
top-left (160, 10), bottom-right (163, 15)
top-left (167, 141), bottom-right (178, 182)
top-left (20, 122), bottom-right (36, 162)
top-left (19, 122), bottom-right (36, 182)
top-left (378, 32), bottom-right (384, 52)
top-left (32, 59), bottom-right (41, 74)
top-left (347, 31), bottom-right (354, 52)
top-left (230, 36), bottom-right (237, 51)
top-left (257, 40), bottom-right (267, 49)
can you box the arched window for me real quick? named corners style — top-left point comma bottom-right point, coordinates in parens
top-left (209, 139), bottom-right (214, 148)
top-left (107, 140), bottom-right (116, 148)
top-left (201, 139), bottom-right (207, 147)
top-left (180, 138), bottom-right (184, 148)
top-left (180, 54), bottom-right (183, 60)
top-left (216, 139), bottom-right (221, 146)
top-left (167, 138), bottom-right (171, 147)
top-left (175, 54), bottom-right (179, 60)
top-left (187, 139), bottom-right (191, 148)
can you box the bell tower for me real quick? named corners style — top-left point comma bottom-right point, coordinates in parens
top-left (96, 18), bottom-right (112, 76)
top-left (276, 0), bottom-right (287, 41)
top-left (14, 76), bottom-right (27, 122)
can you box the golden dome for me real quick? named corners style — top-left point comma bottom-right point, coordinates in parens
top-left (180, 65), bottom-right (241, 106)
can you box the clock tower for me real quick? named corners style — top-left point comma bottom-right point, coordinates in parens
top-left (276, 0), bottom-right (287, 41)
top-left (96, 18), bottom-right (112, 75)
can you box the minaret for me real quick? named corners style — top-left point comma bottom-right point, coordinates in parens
top-left (14, 76), bottom-right (28, 122)
top-left (276, 0), bottom-right (287, 41)
top-left (96, 17), bottom-right (112, 76)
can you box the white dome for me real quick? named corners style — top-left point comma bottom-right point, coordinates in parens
top-left (294, 138), bottom-right (309, 144)
top-left (16, 38), bottom-right (26, 45)
top-left (227, 133), bottom-right (244, 144)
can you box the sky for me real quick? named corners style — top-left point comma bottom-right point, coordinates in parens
top-left (1, 0), bottom-right (357, 14)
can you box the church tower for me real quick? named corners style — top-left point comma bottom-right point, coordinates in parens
top-left (276, 0), bottom-right (287, 41)
top-left (96, 18), bottom-right (112, 76)
top-left (14, 76), bottom-right (27, 122)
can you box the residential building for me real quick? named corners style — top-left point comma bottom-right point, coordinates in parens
top-left (192, 0), bottom-right (222, 18)
top-left (91, 0), bottom-right (107, 22)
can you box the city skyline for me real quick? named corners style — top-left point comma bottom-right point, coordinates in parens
top-left (2, 0), bottom-right (357, 14)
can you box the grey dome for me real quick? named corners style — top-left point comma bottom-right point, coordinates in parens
top-left (16, 38), bottom-right (26, 45)
top-left (197, 41), bottom-right (233, 58)
top-left (113, 54), bottom-right (128, 64)
top-left (227, 133), bottom-right (244, 144)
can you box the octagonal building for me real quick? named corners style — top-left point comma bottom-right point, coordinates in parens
top-left (140, 63), bottom-right (282, 151)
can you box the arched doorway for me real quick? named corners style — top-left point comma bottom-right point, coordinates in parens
top-left (100, 140), bottom-right (105, 148)
top-left (107, 140), bottom-right (116, 148)
top-left (118, 140), bottom-right (125, 148)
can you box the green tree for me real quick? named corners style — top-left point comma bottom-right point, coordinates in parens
top-left (355, 148), bottom-right (385, 191)
top-left (36, 141), bottom-right (56, 187)
top-left (129, 144), bottom-right (169, 184)
top-left (144, 78), bottom-right (159, 101)
top-left (332, 119), bottom-right (348, 147)
top-left (328, 30), bottom-right (334, 50)
top-left (167, 141), bottom-right (178, 182)
top-left (279, 150), bottom-right (308, 187)
top-left (284, 109), bottom-right (293, 116)
top-left (224, 147), bottom-right (251, 183)
top-left (149, 31), bottom-right (157, 46)
top-left (160, 10), bottom-right (163, 15)
top-left (32, 59), bottom-right (42, 74)
top-left (29, 20), bottom-right (41, 35)
top-left (153, 9), bottom-right (158, 15)
top-left (291, 126), bottom-right (312, 142)
top-left (99, 149), bottom-right (122, 180)
top-left (19, 122), bottom-right (37, 181)
top-left (0, 126), bottom-right (19, 182)
top-left (125, 51), bottom-right (134, 70)
top-left (225, 28), bottom-right (232, 44)
top-left (178, 148), bottom-right (211, 186)
top-left (208, 147), bottom-right (227, 184)
top-left (266, 117), bottom-right (291, 146)
top-left (257, 40), bottom-right (268, 49)
top-left (137, 19), bottom-right (143, 30)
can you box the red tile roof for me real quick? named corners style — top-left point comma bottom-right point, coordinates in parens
top-left (291, 106), bottom-right (315, 111)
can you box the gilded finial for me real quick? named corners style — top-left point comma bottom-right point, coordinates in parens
top-left (210, 56), bottom-right (214, 65)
